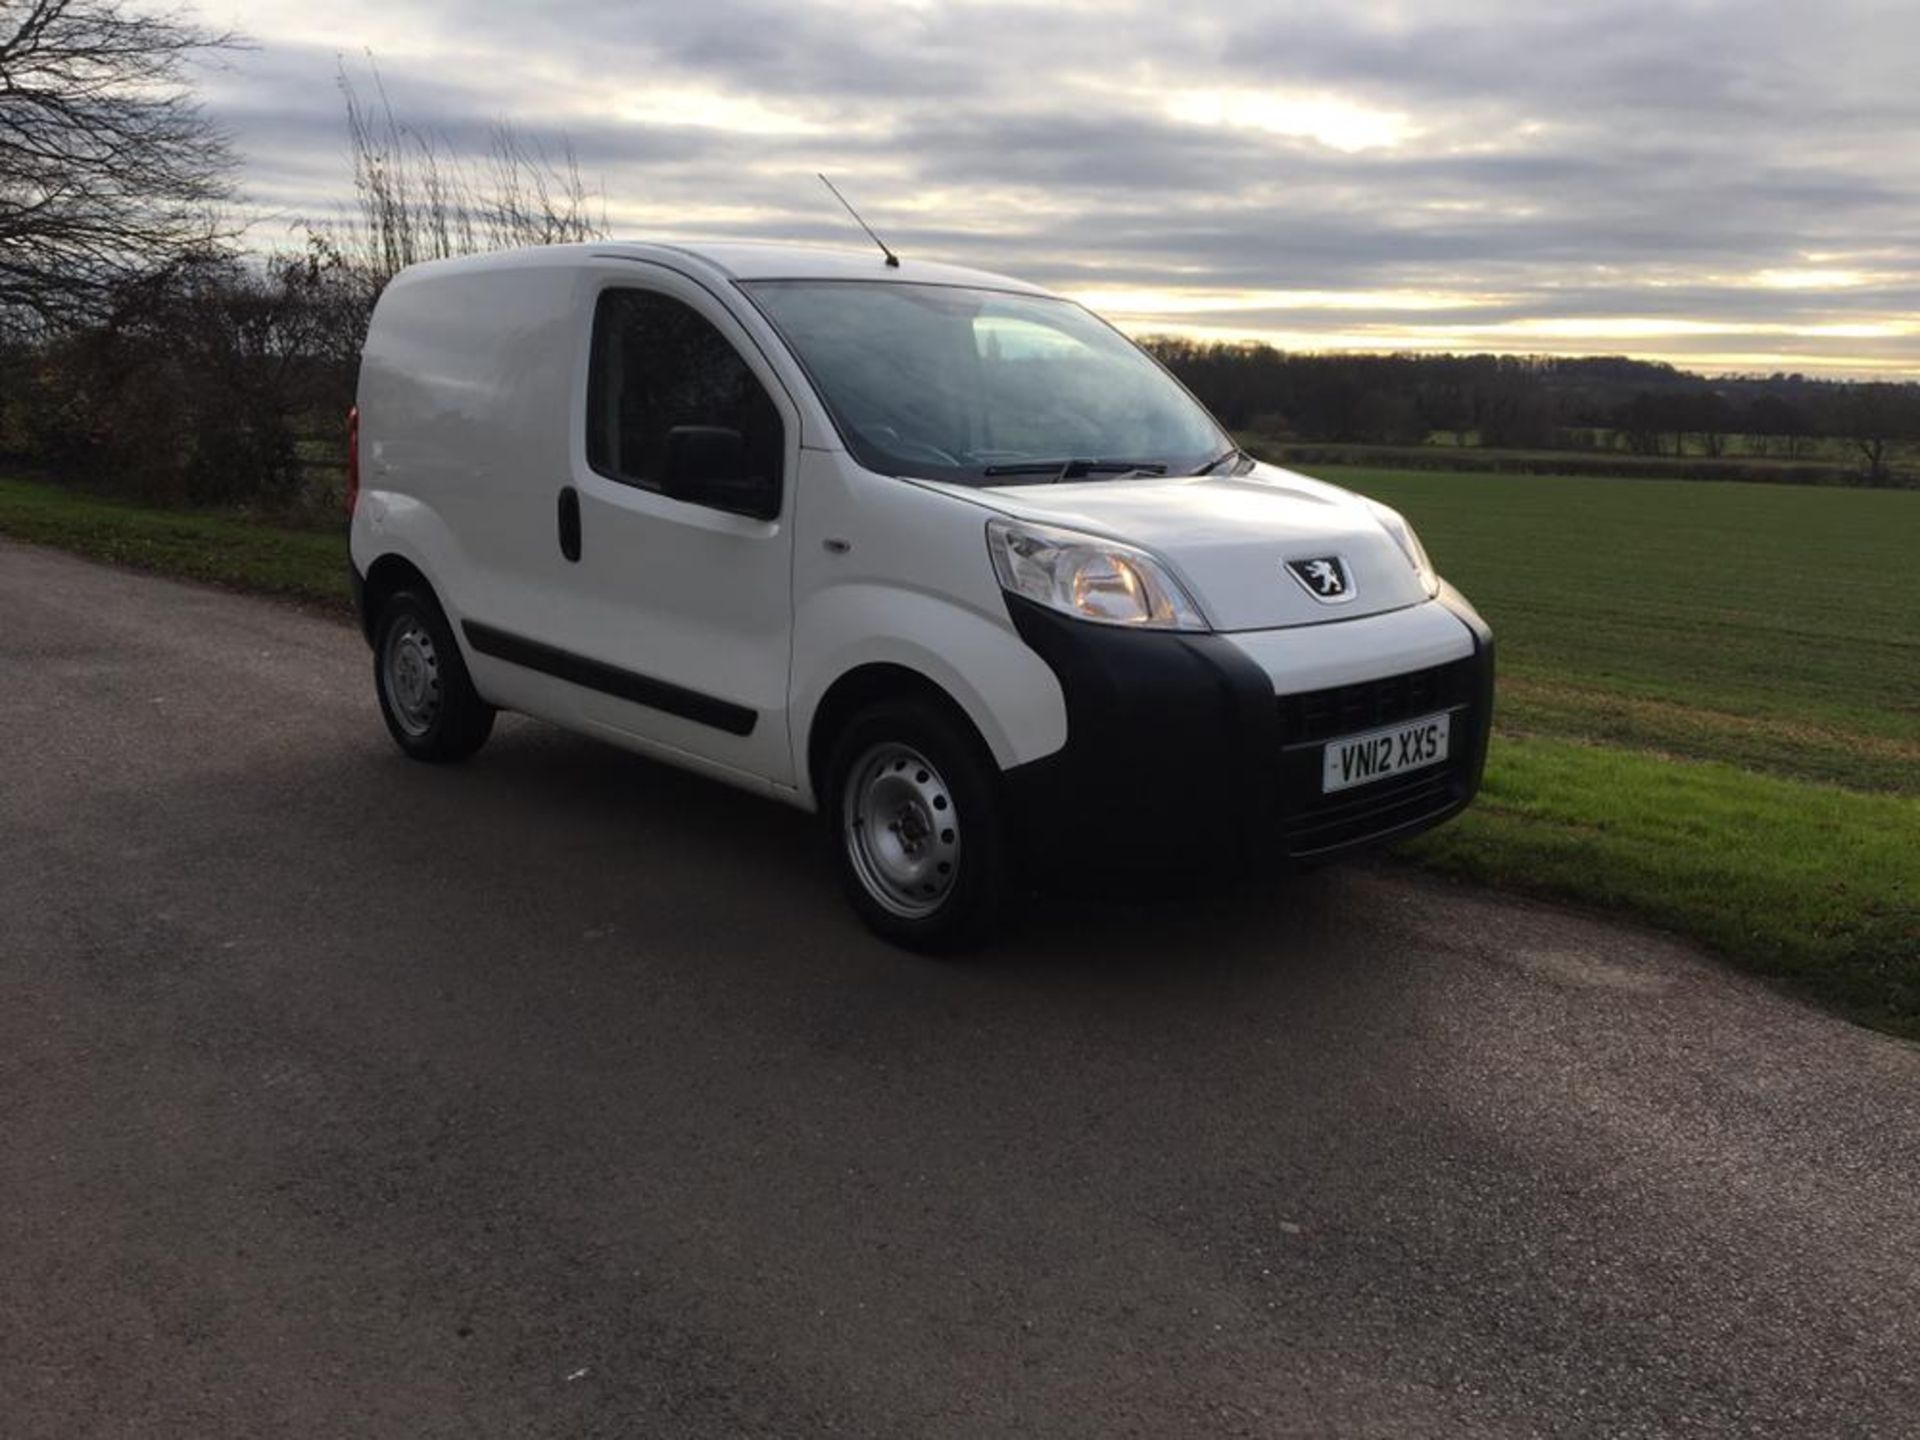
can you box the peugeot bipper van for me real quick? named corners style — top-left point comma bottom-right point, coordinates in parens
top-left (348, 241), bottom-right (1492, 948)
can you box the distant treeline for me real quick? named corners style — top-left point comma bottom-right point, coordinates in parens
top-left (1143, 341), bottom-right (1920, 486)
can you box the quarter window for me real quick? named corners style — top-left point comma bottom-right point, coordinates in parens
top-left (587, 288), bottom-right (784, 511)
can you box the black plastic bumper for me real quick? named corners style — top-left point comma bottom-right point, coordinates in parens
top-left (349, 558), bottom-right (381, 648)
top-left (1000, 587), bottom-right (1494, 875)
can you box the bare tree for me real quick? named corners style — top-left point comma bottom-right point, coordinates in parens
top-left (1693, 391), bottom-right (1733, 459)
top-left (0, 0), bottom-right (237, 334)
top-left (1615, 392), bottom-right (1665, 456)
top-left (1836, 382), bottom-right (1917, 486)
top-left (480, 122), bottom-right (600, 251)
top-left (322, 59), bottom-right (605, 295)
top-left (1748, 392), bottom-right (1813, 460)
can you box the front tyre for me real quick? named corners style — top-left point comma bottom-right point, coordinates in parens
top-left (825, 699), bottom-right (1009, 952)
top-left (373, 588), bottom-right (495, 763)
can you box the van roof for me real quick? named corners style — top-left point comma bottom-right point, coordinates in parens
top-left (641, 240), bottom-right (1053, 294)
top-left (395, 239), bottom-right (1056, 296)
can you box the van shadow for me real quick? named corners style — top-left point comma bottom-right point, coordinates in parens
top-left (407, 724), bottom-right (1430, 1148)
top-left (441, 719), bottom-right (1371, 996)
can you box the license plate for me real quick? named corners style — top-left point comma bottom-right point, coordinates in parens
top-left (1322, 712), bottom-right (1452, 793)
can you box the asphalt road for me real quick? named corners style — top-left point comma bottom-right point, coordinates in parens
top-left (2, 540), bottom-right (1916, 1438)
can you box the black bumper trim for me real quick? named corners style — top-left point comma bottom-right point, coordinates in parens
top-left (348, 559), bottom-right (369, 644)
top-left (1001, 591), bottom-right (1493, 874)
top-left (461, 620), bottom-right (758, 737)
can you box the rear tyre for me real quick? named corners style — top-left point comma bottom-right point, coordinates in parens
top-left (373, 588), bottom-right (495, 763)
top-left (824, 698), bottom-right (1009, 953)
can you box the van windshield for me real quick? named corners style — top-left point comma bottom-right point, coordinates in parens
top-left (739, 280), bottom-right (1228, 486)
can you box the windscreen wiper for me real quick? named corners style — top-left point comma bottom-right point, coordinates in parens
top-left (981, 458), bottom-right (1170, 482)
top-left (1191, 447), bottom-right (1245, 476)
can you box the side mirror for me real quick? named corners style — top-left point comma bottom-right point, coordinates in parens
top-left (663, 425), bottom-right (778, 518)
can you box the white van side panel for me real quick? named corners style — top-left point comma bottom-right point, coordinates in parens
top-left (547, 261), bottom-right (803, 786)
top-left (357, 252), bottom-right (813, 791)
top-left (353, 257), bottom-right (579, 642)
top-left (788, 451), bottom-right (1068, 805)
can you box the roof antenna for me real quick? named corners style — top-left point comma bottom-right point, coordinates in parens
top-left (818, 174), bottom-right (900, 268)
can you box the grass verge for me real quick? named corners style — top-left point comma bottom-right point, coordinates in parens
top-left (1309, 466), bottom-right (1918, 1035)
top-left (1404, 736), bottom-right (1919, 1039)
top-left (0, 474), bottom-right (349, 612)
top-left (4, 470), bottom-right (1916, 1036)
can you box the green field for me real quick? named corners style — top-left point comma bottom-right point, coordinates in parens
top-left (4, 469), bottom-right (1917, 1034)
top-left (1310, 466), bottom-right (1919, 1034)
top-left (1328, 469), bottom-right (1919, 790)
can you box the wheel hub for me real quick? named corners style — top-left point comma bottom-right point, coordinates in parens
top-left (844, 744), bottom-right (960, 919)
top-left (383, 620), bottom-right (443, 738)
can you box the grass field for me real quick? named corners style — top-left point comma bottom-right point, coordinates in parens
top-left (1310, 466), bottom-right (1919, 1035)
top-left (4, 468), bottom-right (1917, 1035)
top-left (1327, 469), bottom-right (1919, 789)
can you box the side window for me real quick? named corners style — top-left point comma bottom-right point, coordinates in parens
top-left (587, 288), bottom-right (784, 512)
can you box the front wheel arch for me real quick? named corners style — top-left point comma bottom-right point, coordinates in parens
top-left (806, 663), bottom-right (998, 811)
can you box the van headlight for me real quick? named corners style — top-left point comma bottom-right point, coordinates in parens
top-left (1364, 500), bottom-right (1440, 598)
top-left (987, 518), bottom-right (1208, 630)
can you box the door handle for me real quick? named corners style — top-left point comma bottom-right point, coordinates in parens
top-left (557, 485), bottom-right (581, 563)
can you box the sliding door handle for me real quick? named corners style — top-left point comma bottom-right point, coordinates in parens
top-left (557, 485), bottom-right (581, 563)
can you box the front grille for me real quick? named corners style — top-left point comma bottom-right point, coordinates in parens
top-left (1281, 766), bottom-right (1463, 856)
top-left (1272, 655), bottom-right (1482, 858)
top-left (1276, 657), bottom-right (1478, 747)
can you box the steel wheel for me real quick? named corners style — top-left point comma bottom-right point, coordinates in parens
top-left (381, 616), bottom-right (443, 739)
top-left (842, 742), bottom-right (961, 919)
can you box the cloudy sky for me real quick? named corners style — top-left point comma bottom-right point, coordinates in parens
top-left (197, 0), bottom-right (1919, 376)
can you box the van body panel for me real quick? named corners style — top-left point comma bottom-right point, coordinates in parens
top-left (554, 260), bottom-right (804, 783)
top-left (634, 238), bottom-right (1053, 295)
top-left (357, 248), bottom-right (809, 785)
top-left (357, 257), bottom-right (580, 643)
top-left (1220, 594), bottom-right (1476, 691)
top-left (788, 448), bottom-right (1068, 797)
top-left (789, 585), bottom-right (1067, 792)
top-left (938, 462), bottom-right (1431, 631)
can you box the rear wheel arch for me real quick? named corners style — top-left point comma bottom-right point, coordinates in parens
top-left (370, 584), bottom-right (495, 763)
top-left (359, 553), bottom-right (436, 646)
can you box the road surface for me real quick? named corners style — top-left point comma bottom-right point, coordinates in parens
top-left (2, 540), bottom-right (1916, 1437)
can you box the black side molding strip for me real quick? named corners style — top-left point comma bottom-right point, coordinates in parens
top-left (461, 621), bottom-right (757, 737)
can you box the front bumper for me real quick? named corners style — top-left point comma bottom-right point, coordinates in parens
top-left (1000, 587), bottom-right (1493, 874)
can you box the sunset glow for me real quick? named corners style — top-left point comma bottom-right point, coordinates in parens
top-left (203, 0), bottom-right (1920, 378)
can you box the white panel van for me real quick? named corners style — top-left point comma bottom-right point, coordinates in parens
top-left (348, 241), bottom-right (1492, 948)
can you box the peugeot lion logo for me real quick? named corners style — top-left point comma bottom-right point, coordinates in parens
top-left (1286, 556), bottom-right (1355, 603)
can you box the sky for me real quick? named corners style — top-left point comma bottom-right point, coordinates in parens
top-left (196, 0), bottom-right (1920, 377)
